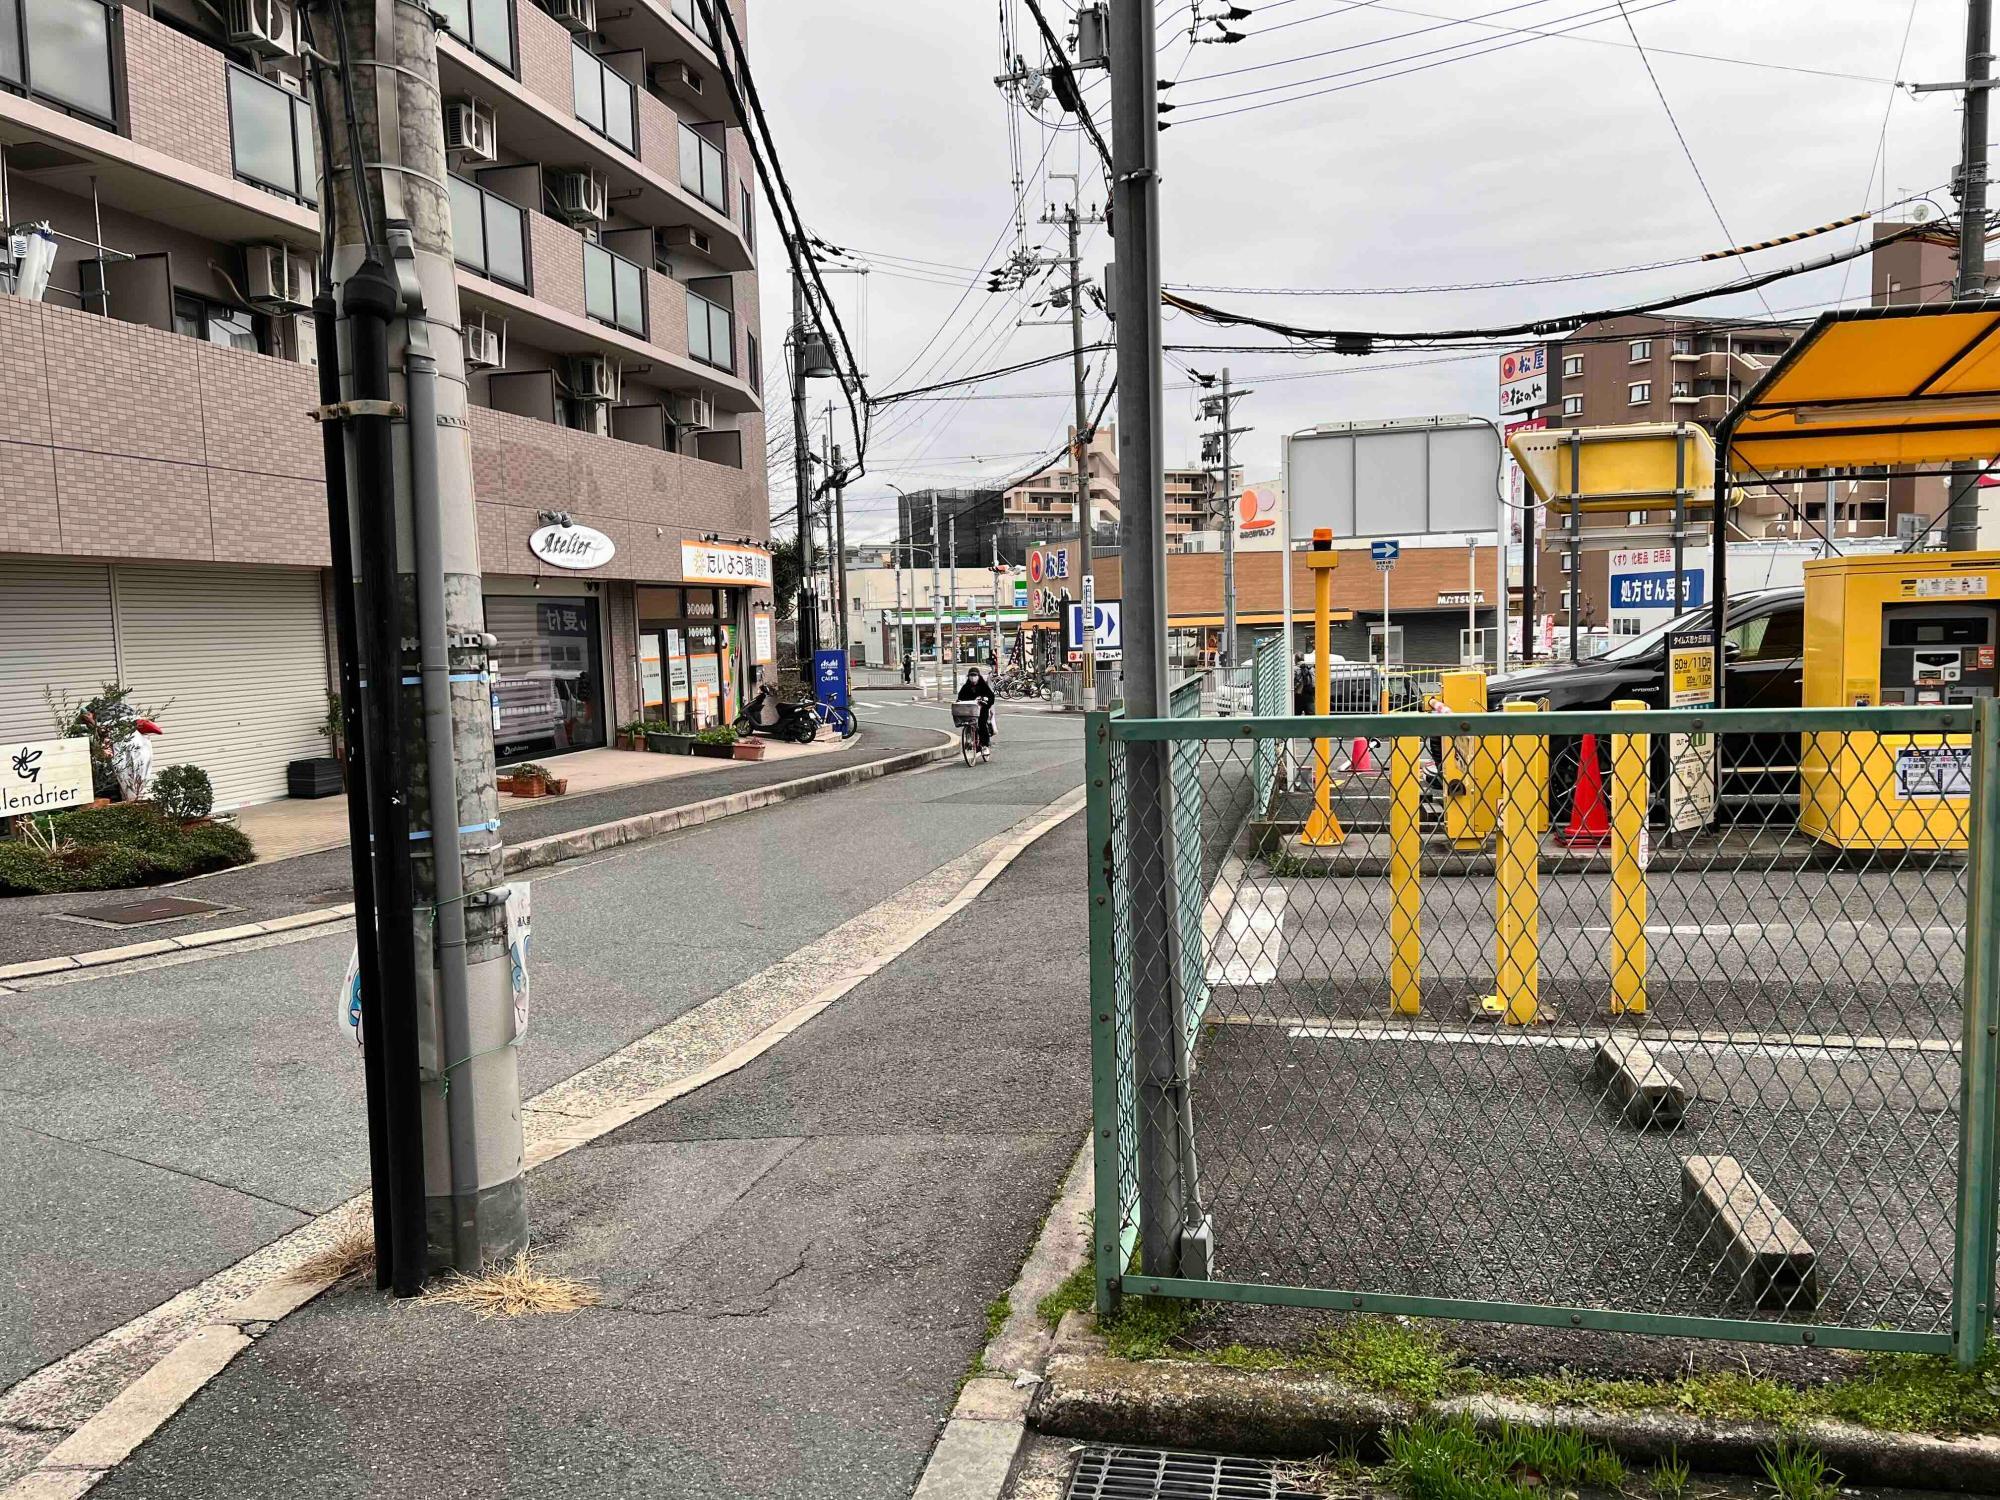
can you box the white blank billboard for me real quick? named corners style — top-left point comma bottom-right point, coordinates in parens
top-left (1287, 419), bottom-right (1503, 538)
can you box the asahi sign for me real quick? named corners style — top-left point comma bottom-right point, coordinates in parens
top-left (3, 736), bottom-right (92, 816)
top-left (528, 522), bottom-right (616, 571)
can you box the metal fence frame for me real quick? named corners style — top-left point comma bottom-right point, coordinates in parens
top-left (1086, 699), bottom-right (2000, 1368)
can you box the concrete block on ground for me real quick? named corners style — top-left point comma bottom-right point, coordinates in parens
top-left (1592, 1036), bottom-right (1688, 1128)
top-left (1680, 1154), bottom-right (1816, 1311)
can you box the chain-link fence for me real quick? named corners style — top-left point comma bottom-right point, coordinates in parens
top-left (1087, 700), bottom-right (2000, 1365)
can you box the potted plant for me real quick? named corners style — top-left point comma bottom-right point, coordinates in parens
top-left (500, 762), bottom-right (552, 798)
top-left (615, 720), bottom-right (646, 752)
top-left (644, 719), bottom-right (694, 755)
top-left (692, 726), bottom-right (738, 759)
top-left (729, 729), bottom-right (765, 762)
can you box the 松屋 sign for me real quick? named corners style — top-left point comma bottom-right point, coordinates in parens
top-left (1498, 346), bottom-right (1548, 414)
top-left (3, 736), bottom-right (92, 816)
top-left (529, 521), bottom-right (616, 570)
top-left (681, 540), bottom-right (773, 587)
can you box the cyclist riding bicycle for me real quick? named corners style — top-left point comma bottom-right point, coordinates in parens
top-left (957, 666), bottom-right (995, 750)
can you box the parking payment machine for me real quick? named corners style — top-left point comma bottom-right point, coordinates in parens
top-left (1799, 551), bottom-right (2000, 850)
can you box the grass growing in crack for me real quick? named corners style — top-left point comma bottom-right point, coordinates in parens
top-left (1382, 1415), bottom-right (1626, 1500)
top-left (984, 1294), bottom-right (1012, 1344)
top-left (417, 1252), bottom-right (598, 1317)
top-left (285, 1221), bottom-right (374, 1286)
top-left (1036, 1259), bottom-right (1096, 1329)
top-left (1758, 1440), bottom-right (1840, 1500)
top-left (1650, 1449), bottom-right (1691, 1500)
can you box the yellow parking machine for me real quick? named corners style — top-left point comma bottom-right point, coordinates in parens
top-left (1799, 551), bottom-right (2000, 851)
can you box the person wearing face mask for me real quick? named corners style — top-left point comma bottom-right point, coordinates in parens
top-left (957, 665), bottom-right (996, 749)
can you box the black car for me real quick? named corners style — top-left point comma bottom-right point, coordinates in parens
top-left (1481, 588), bottom-right (1806, 814)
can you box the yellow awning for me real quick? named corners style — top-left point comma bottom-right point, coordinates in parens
top-left (1508, 423), bottom-right (1717, 514)
top-left (1726, 304), bottom-right (2000, 473)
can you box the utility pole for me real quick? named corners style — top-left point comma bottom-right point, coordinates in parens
top-left (931, 491), bottom-right (945, 701)
top-left (1038, 179), bottom-right (1107, 706)
top-left (791, 274), bottom-right (816, 659)
top-left (307, 0), bottom-right (522, 1286)
top-left (1109, 0), bottom-right (1200, 1284)
top-left (1951, 0), bottom-right (1992, 549)
top-left (1197, 369), bottom-right (1251, 670)
top-left (949, 515), bottom-right (959, 672)
top-left (893, 522), bottom-right (903, 670)
top-left (832, 440), bottom-right (850, 654)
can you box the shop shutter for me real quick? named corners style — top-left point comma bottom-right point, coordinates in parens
top-left (0, 560), bottom-right (118, 741)
top-left (112, 565), bottom-right (329, 809)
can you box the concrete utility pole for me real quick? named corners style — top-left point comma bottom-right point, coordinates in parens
top-left (931, 491), bottom-right (945, 700)
top-left (792, 275), bottom-right (816, 657)
top-left (306, 0), bottom-right (523, 1286)
top-left (832, 440), bottom-right (849, 653)
top-left (949, 515), bottom-right (959, 672)
top-left (1041, 184), bottom-right (1107, 706)
top-left (1198, 370), bottom-right (1250, 669)
top-left (1951, 0), bottom-right (1993, 549)
top-left (1110, 0), bottom-right (1201, 1283)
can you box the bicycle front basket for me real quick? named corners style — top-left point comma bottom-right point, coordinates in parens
top-left (950, 702), bottom-right (982, 725)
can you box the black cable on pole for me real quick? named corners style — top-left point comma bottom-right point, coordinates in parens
top-left (1019, 0), bottom-right (1114, 169)
top-left (871, 342), bottom-right (1117, 405)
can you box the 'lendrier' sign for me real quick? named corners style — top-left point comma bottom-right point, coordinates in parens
top-left (3, 736), bottom-right (93, 816)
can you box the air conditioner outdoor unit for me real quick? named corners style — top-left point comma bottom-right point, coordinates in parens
top-left (567, 399), bottom-right (611, 437)
top-left (672, 391), bottom-right (716, 430)
top-left (554, 168), bottom-right (609, 224)
top-left (568, 354), bottom-right (619, 403)
top-left (544, 0), bottom-right (595, 32)
top-left (659, 224), bottom-right (713, 259)
top-left (462, 321), bottom-right (502, 370)
top-left (245, 243), bottom-right (315, 310)
top-left (669, 60), bottom-right (703, 94)
top-left (277, 312), bottom-right (317, 367)
top-left (443, 98), bottom-right (497, 163)
top-left (227, 0), bottom-right (296, 57)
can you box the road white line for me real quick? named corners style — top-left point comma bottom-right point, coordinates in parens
top-left (0, 786), bottom-right (1088, 1497)
top-left (1205, 886), bottom-right (1284, 986)
top-left (1276, 1021), bottom-right (1959, 1060)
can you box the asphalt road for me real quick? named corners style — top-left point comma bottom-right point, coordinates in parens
top-left (0, 697), bottom-right (1083, 1397)
top-left (94, 788), bottom-right (1095, 1499)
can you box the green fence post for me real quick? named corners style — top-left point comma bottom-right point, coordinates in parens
top-left (1084, 710), bottom-right (1125, 1318)
top-left (1954, 696), bottom-right (2000, 1369)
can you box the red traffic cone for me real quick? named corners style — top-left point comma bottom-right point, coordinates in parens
top-left (1350, 736), bottom-right (1375, 774)
top-left (1558, 733), bottom-right (1611, 849)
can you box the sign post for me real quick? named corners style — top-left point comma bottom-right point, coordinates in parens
top-left (1371, 538), bottom-right (1400, 710)
top-left (2, 735), bottom-right (92, 817)
top-left (1664, 623), bottom-right (1718, 838)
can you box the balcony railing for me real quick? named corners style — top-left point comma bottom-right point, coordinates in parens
top-left (677, 121), bottom-right (725, 210)
top-left (435, 0), bottom-right (514, 72)
top-left (583, 239), bottom-right (645, 336)
top-left (572, 43), bottom-right (635, 154)
top-left (686, 285), bottom-right (730, 370)
top-left (0, 0), bottom-right (114, 124)
top-left (449, 175), bottom-right (528, 289)
top-left (669, 0), bottom-right (710, 30)
top-left (227, 63), bottom-right (317, 205)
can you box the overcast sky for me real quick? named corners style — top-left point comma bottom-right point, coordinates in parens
top-left (751, 0), bottom-right (1965, 542)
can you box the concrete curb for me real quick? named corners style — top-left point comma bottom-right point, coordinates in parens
top-left (0, 734), bottom-right (955, 990)
top-left (1030, 1322), bottom-right (2000, 1491)
top-left (0, 779), bottom-right (1079, 1500)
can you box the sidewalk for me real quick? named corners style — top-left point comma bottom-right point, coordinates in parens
top-left (0, 722), bottom-right (945, 970)
top-left (73, 809), bottom-right (1092, 1499)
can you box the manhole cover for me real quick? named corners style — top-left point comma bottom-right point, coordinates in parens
top-left (66, 896), bottom-right (229, 927)
top-left (1067, 1445), bottom-right (1322, 1500)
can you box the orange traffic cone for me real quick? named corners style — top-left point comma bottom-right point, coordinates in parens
top-left (1558, 733), bottom-right (1611, 849)
top-left (1349, 736), bottom-right (1375, 774)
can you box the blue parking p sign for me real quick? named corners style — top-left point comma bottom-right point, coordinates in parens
top-left (813, 649), bottom-right (849, 709)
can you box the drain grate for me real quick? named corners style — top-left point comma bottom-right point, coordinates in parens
top-left (65, 895), bottom-right (228, 927)
top-left (1066, 1445), bottom-right (1323, 1500)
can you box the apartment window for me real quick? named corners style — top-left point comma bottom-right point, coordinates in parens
top-left (1628, 510), bottom-right (1649, 527)
top-left (670, 0), bottom-right (706, 26)
top-left (448, 175), bottom-right (527, 289)
top-left (678, 122), bottom-right (727, 210)
top-left (0, 0), bottom-right (113, 122)
top-left (741, 184), bottom-right (754, 251)
top-left (1561, 355), bottom-right (1583, 377)
top-left (1670, 380), bottom-right (1691, 397)
top-left (227, 65), bottom-right (317, 204)
top-left (1558, 552), bottom-right (1574, 572)
top-left (583, 240), bottom-right (645, 336)
top-left (1672, 336), bottom-right (1693, 355)
top-left (433, 0), bottom-right (513, 71)
top-left (1629, 339), bottom-right (1651, 361)
top-left (572, 43), bottom-right (636, 154)
top-left (1561, 395), bottom-right (1583, 416)
top-left (746, 331), bottom-right (760, 391)
top-left (1559, 589), bottom-right (1577, 612)
top-left (173, 292), bottom-right (259, 353)
top-left (1628, 382), bottom-right (1651, 405)
top-left (686, 286), bottom-right (732, 370)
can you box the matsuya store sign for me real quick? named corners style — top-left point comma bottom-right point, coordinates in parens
top-left (681, 541), bottom-right (773, 587)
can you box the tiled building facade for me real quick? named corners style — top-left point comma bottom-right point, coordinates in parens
top-left (0, 0), bottom-right (772, 805)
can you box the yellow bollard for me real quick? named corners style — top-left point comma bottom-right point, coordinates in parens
top-left (1439, 670), bottom-right (1494, 851)
top-left (1609, 699), bottom-right (1649, 1016)
top-left (1300, 531), bottom-right (1345, 847)
top-left (1388, 735), bottom-right (1422, 1015)
top-left (1488, 700), bottom-right (1543, 1025)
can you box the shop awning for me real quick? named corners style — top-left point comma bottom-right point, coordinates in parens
top-left (1726, 303), bottom-right (2000, 473)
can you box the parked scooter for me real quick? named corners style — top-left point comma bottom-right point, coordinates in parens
top-left (734, 681), bottom-right (818, 744)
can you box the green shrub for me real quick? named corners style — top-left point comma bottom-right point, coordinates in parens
top-left (0, 802), bottom-right (252, 895)
top-left (151, 764), bottom-right (214, 822)
top-left (695, 726), bottom-right (740, 745)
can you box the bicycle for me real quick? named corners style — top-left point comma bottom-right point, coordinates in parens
top-left (951, 701), bottom-right (989, 766)
top-left (806, 699), bottom-right (859, 739)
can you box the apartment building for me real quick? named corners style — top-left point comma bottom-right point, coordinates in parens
top-left (1001, 423), bottom-right (1118, 531)
top-left (0, 0), bottom-right (769, 805)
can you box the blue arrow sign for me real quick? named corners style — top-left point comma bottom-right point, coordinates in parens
top-left (1370, 539), bottom-right (1401, 566)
